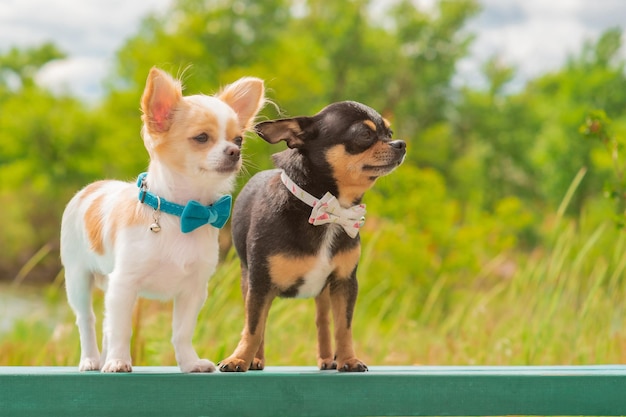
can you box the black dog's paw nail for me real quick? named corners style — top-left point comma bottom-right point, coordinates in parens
top-left (320, 361), bottom-right (337, 370)
top-left (235, 365), bottom-right (242, 372)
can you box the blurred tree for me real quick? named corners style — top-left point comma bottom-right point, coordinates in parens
top-left (580, 109), bottom-right (626, 228)
top-left (452, 58), bottom-right (541, 211)
top-left (528, 27), bottom-right (626, 212)
top-left (387, 0), bottom-right (479, 134)
top-left (0, 44), bottom-right (95, 278)
top-left (111, 0), bottom-right (290, 93)
top-left (0, 43), bottom-right (65, 90)
top-left (449, 27), bottom-right (626, 217)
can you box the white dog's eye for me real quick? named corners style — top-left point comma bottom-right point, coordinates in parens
top-left (193, 133), bottom-right (209, 143)
top-left (233, 136), bottom-right (243, 147)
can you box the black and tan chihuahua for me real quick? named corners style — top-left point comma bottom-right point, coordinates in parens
top-left (219, 101), bottom-right (406, 372)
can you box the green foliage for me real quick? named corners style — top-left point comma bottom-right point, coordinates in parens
top-left (0, 87), bottom-right (102, 271)
top-left (580, 109), bottom-right (626, 227)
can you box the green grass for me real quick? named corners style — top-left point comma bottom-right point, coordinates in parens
top-left (2, 207), bottom-right (625, 368)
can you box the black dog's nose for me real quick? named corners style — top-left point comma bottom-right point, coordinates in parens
top-left (389, 140), bottom-right (406, 150)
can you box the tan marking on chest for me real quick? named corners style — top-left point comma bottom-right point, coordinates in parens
top-left (331, 245), bottom-right (361, 279)
top-left (84, 194), bottom-right (106, 255)
top-left (268, 254), bottom-right (318, 290)
top-left (110, 197), bottom-right (148, 248)
top-left (267, 244), bottom-right (361, 294)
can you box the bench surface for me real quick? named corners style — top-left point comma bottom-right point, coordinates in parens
top-left (1, 365), bottom-right (626, 416)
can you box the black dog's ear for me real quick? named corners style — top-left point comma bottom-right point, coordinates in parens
top-left (254, 117), bottom-right (315, 149)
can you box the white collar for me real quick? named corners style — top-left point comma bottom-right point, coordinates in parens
top-left (280, 170), bottom-right (366, 238)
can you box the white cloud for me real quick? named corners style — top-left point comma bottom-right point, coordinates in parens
top-left (36, 57), bottom-right (109, 101)
top-left (480, 18), bottom-right (589, 76)
top-left (456, 0), bottom-right (625, 90)
top-left (0, 0), bottom-right (171, 53)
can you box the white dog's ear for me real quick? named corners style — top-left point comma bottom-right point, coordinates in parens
top-left (218, 77), bottom-right (265, 131)
top-left (141, 67), bottom-right (183, 134)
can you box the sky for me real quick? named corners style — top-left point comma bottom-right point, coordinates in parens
top-left (457, 0), bottom-right (626, 90)
top-left (1, 0), bottom-right (625, 101)
top-left (0, 0), bottom-right (170, 100)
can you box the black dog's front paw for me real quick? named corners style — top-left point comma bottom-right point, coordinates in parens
top-left (218, 357), bottom-right (250, 372)
top-left (318, 358), bottom-right (337, 370)
top-left (337, 358), bottom-right (368, 372)
top-left (250, 357), bottom-right (265, 371)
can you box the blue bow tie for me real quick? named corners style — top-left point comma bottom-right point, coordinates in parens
top-left (137, 173), bottom-right (232, 233)
top-left (179, 196), bottom-right (232, 232)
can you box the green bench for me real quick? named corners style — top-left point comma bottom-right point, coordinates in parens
top-left (1, 365), bottom-right (625, 416)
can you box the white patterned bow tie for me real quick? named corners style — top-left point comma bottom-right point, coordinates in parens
top-left (280, 170), bottom-right (366, 238)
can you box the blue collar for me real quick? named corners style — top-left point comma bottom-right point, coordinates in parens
top-left (137, 172), bottom-right (232, 233)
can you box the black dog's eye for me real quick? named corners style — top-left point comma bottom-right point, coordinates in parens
top-left (233, 136), bottom-right (243, 147)
top-left (193, 133), bottom-right (209, 143)
top-left (358, 129), bottom-right (375, 142)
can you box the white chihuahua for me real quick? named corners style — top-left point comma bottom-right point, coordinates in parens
top-left (60, 67), bottom-right (264, 373)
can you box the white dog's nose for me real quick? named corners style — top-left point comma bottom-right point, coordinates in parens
top-left (224, 144), bottom-right (241, 161)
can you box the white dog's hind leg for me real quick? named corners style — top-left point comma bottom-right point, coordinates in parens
top-left (65, 267), bottom-right (100, 371)
top-left (172, 285), bottom-right (215, 373)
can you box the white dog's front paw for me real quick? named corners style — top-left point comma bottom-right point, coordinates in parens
top-left (180, 359), bottom-right (216, 373)
top-left (101, 359), bottom-right (132, 373)
top-left (78, 358), bottom-right (100, 372)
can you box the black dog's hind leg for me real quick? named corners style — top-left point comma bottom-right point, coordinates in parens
top-left (220, 265), bottom-right (275, 372)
